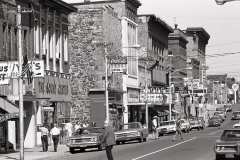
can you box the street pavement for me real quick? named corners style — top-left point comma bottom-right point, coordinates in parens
top-left (0, 103), bottom-right (236, 160)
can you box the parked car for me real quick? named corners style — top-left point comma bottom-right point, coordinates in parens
top-left (216, 107), bottom-right (227, 118)
top-left (156, 120), bottom-right (176, 136)
top-left (232, 111), bottom-right (240, 120)
top-left (233, 123), bottom-right (240, 129)
top-left (178, 119), bottom-right (191, 133)
top-left (214, 129), bottom-right (240, 160)
top-left (213, 111), bottom-right (225, 121)
top-left (114, 122), bottom-right (148, 145)
top-left (185, 116), bottom-right (205, 130)
top-left (224, 104), bottom-right (232, 112)
top-left (208, 116), bottom-right (221, 127)
top-left (66, 127), bottom-right (104, 153)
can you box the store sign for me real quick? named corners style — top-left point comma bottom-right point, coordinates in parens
top-left (175, 86), bottom-right (188, 94)
top-left (42, 107), bottom-right (54, 111)
top-left (140, 88), bottom-right (164, 104)
top-left (128, 89), bottom-right (140, 103)
top-left (0, 60), bottom-right (44, 85)
top-left (109, 56), bottom-right (128, 74)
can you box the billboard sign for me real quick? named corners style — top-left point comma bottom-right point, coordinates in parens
top-left (0, 60), bottom-right (44, 85)
top-left (175, 86), bottom-right (188, 94)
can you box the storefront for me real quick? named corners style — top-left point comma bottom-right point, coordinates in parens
top-left (35, 71), bottom-right (71, 146)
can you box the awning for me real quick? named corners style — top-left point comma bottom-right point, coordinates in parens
top-left (172, 110), bottom-right (180, 114)
top-left (0, 97), bottom-right (26, 122)
top-left (0, 97), bottom-right (19, 113)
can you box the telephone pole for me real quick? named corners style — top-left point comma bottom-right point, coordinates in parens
top-left (17, 5), bottom-right (32, 160)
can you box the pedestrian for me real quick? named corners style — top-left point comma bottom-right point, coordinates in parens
top-left (172, 118), bottom-right (184, 141)
top-left (65, 122), bottom-right (72, 137)
top-left (152, 116), bottom-right (158, 139)
top-left (50, 123), bottom-right (60, 152)
top-left (101, 120), bottom-right (116, 160)
top-left (40, 123), bottom-right (49, 152)
top-left (75, 121), bottom-right (80, 131)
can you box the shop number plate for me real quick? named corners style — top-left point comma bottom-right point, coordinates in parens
top-left (225, 154), bottom-right (234, 158)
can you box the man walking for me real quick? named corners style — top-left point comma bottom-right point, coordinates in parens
top-left (40, 123), bottom-right (49, 152)
top-left (101, 120), bottom-right (116, 160)
top-left (172, 118), bottom-right (184, 141)
top-left (50, 124), bottom-right (60, 152)
top-left (152, 116), bottom-right (158, 139)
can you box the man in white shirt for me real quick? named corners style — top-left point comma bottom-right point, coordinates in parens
top-left (50, 124), bottom-right (60, 152)
top-left (152, 116), bottom-right (158, 139)
top-left (40, 124), bottom-right (49, 152)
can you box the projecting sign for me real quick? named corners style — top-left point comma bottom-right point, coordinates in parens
top-left (109, 56), bottom-right (128, 74)
top-left (232, 84), bottom-right (239, 91)
top-left (0, 60), bottom-right (44, 85)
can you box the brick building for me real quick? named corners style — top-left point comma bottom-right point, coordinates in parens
top-left (0, 0), bottom-right (76, 149)
top-left (137, 14), bottom-right (173, 124)
top-left (69, 0), bottom-right (141, 128)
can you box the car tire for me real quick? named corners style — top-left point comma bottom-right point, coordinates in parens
top-left (98, 144), bottom-right (103, 151)
top-left (80, 148), bottom-right (86, 152)
top-left (216, 154), bottom-right (224, 160)
top-left (159, 133), bottom-right (163, 136)
top-left (116, 141), bottom-right (120, 145)
top-left (69, 147), bottom-right (75, 154)
top-left (139, 135), bottom-right (143, 143)
top-left (122, 141), bottom-right (125, 144)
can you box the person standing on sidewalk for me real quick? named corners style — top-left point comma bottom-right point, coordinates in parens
top-left (101, 120), bottom-right (116, 160)
top-left (172, 118), bottom-right (184, 141)
top-left (152, 116), bottom-right (158, 139)
top-left (50, 124), bottom-right (60, 152)
top-left (40, 123), bottom-right (49, 152)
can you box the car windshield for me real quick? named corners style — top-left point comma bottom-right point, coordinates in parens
top-left (233, 126), bottom-right (240, 128)
top-left (222, 130), bottom-right (240, 139)
top-left (74, 127), bottom-right (102, 135)
top-left (214, 112), bottom-right (223, 115)
top-left (119, 123), bottom-right (140, 130)
top-left (216, 108), bottom-right (224, 111)
top-left (210, 117), bottom-right (218, 120)
top-left (233, 112), bottom-right (240, 115)
top-left (160, 121), bottom-right (175, 126)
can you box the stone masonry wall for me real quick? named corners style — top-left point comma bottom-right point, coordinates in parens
top-left (68, 4), bottom-right (122, 123)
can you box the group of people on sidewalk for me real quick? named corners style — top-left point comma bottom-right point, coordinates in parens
top-left (40, 123), bottom-right (60, 152)
top-left (151, 116), bottom-right (185, 141)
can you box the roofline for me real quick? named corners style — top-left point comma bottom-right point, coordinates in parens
top-left (186, 27), bottom-right (210, 40)
top-left (138, 14), bottom-right (174, 33)
top-left (70, 0), bottom-right (141, 7)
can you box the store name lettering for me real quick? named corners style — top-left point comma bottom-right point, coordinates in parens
top-left (38, 82), bottom-right (68, 95)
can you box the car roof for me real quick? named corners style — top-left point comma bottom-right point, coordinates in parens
top-left (233, 124), bottom-right (240, 126)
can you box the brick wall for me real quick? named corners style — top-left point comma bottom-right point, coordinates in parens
top-left (69, 4), bottom-right (122, 122)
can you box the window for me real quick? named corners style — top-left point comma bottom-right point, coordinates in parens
top-left (42, 23), bottom-right (46, 55)
top-left (49, 27), bottom-right (53, 59)
top-left (35, 21), bottom-right (39, 55)
top-left (127, 23), bottom-right (137, 76)
top-left (63, 31), bottom-right (68, 62)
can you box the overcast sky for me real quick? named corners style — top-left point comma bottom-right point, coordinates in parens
top-left (63, 0), bottom-right (240, 80)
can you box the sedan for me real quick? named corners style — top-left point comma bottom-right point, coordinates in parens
top-left (224, 104), bottom-right (232, 112)
top-left (114, 122), bottom-right (148, 145)
top-left (66, 127), bottom-right (104, 153)
top-left (232, 111), bottom-right (240, 120)
top-left (208, 116), bottom-right (221, 127)
top-left (214, 129), bottom-right (240, 160)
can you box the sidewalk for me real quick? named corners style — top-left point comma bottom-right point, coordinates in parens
top-left (0, 144), bottom-right (70, 160)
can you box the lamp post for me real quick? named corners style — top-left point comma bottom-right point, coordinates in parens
top-left (168, 67), bottom-right (192, 121)
top-left (103, 43), bottom-right (141, 122)
top-left (215, 0), bottom-right (240, 5)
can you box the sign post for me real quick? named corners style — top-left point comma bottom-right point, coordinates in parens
top-left (232, 84), bottom-right (239, 104)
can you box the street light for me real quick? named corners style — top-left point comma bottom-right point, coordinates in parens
top-left (215, 0), bottom-right (240, 5)
top-left (168, 67), bottom-right (192, 121)
top-left (103, 43), bottom-right (141, 122)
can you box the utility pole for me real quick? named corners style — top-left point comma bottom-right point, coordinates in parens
top-left (16, 5), bottom-right (32, 159)
top-left (145, 61), bottom-right (148, 128)
top-left (169, 70), bottom-right (172, 121)
top-left (17, 5), bottom-right (24, 160)
top-left (104, 43), bottom-right (109, 123)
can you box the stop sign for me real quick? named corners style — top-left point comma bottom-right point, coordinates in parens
top-left (232, 84), bottom-right (239, 91)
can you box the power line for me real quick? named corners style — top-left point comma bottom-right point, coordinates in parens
top-left (158, 14), bottom-right (240, 20)
top-left (207, 41), bottom-right (240, 47)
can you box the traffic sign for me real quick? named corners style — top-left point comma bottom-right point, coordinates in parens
top-left (232, 84), bottom-right (239, 91)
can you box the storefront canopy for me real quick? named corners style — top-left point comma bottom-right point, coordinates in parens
top-left (0, 97), bottom-right (26, 122)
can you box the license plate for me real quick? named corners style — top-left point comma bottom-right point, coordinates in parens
top-left (225, 154), bottom-right (234, 158)
top-left (80, 145), bottom-right (86, 147)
